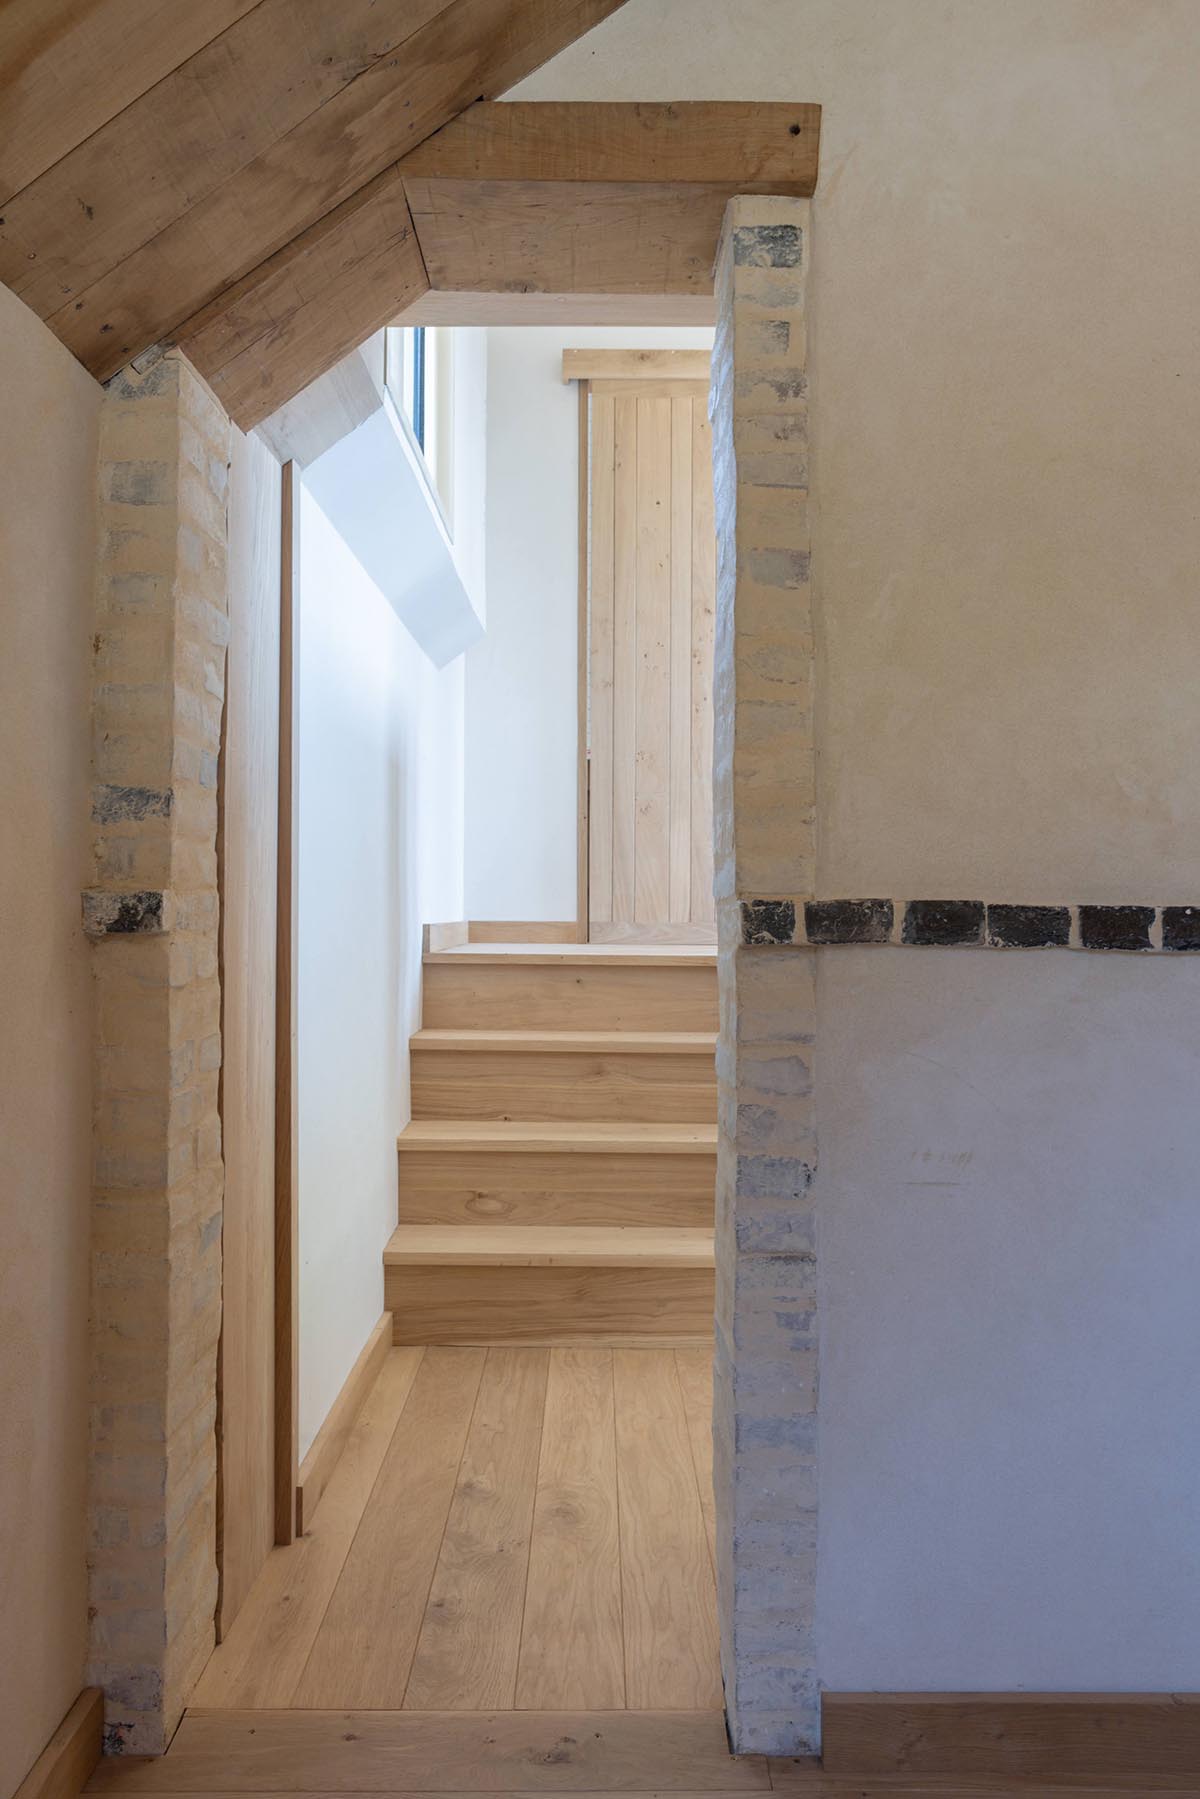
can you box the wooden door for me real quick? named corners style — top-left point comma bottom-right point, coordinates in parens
top-left (586, 377), bottom-right (716, 943)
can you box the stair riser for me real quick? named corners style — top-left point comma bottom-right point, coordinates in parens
top-left (387, 1264), bottom-right (715, 1346)
top-left (421, 963), bottom-right (717, 1031)
top-left (411, 1050), bottom-right (716, 1123)
top-left (398, 1149), bottom-right (715, 1228)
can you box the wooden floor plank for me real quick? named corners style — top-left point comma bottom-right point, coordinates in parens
top-left (404, 1350), bottom-right (549, 1710)
top-left (673, 1347), bottom-right (717, 1574)
top-left (291, 1349), bottom-right (486, 1708)
top-left (191, 1348), bottom-right (424, 1707)
top-left (85, 1710), bottom-right (766, 1791)
top-left (516, 1349), bottom-right (625, 1710)
top-left (613, 1350), bottom-right (721, 1710)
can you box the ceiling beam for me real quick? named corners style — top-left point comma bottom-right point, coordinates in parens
top-left (2, 0), bottom-right (630, 380)
top-left (404, 177), bottom-right (747, 297)
top-left (177, 100), bottom-right (819, 426)
top-left (401, 100), bottom-right (820, 190)
top-left (180, 177), bottom-right (429, 432)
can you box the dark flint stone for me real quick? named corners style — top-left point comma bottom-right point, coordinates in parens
top-left (82, 889), bottom-right (165, 938)
top-left (92, 783), bottom-right (172, 823)
top-left (740, 899), bottom-right (796, 945)
top-left (901, 899), bottom-right (985, 946)
top-left (1162, 906), bottom-right (1200, 951)
top-left (1078, 904), bottom-right (1154, 951)
top-left (732, 224), bottom-right (803, 268)
top-left (986, 904), bottom-right (1071, 949)
top-left (804, 899), bottom-right (893, 945)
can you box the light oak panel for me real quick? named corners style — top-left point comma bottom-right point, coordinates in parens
top-left (690, 408), bottom-right (716, 924)
top-left (402, 100), bottom-right (820, 189)
top-left (295, 1311), bottom-right (393, 1536)
top-left (87, 1708), bottom-right (769, 1791)
top-left (613, 1351), bottom-right (722, 1711)
top-left (0, 2), bottom-right (260, 202)
top-left (397, 1147), bottom-right (716, 1229)
top-left (516, 1349), bottom-right (625, 1709)
top-left (468, 920), bottom-right (582, 942)
top-left (387, 1265), bottom-right (715, 1347)
top-left (589, 388), bottom-right (616, 924)
top-left (218, 432), bottom-right (282, 1631)
top-left (421, 960), bottom-right (717, 1032)
top-left (292, 1348), bottom-right (485, 1708)
top-left (404, 1349), bottom-right (549, 1709)
top-left (191, 1348), bottom-right (424, 1709)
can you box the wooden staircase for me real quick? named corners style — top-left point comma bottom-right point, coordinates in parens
top-left (386, 943), bottom-right (717, 1345)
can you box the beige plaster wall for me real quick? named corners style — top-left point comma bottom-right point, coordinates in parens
top-left (0, 284), bottom-right (100, 1793)
top-left (513, 0), bottom-right (1200, 901)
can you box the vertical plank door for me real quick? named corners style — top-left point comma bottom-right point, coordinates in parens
top-left (587, 378), bottom-right (716, 942)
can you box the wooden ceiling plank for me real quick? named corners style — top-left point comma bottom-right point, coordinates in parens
top-left (0, 0), bottom-right (457, 318)
top-left (0, 0), bottom-right (261, 204)
top-left (404, 178), bottom-right (744, 297)
top-left (402, 100), bottom-right (820, 191)
top-left (181, 177), bottom-right (429, 432)
top-left (26, 0), bottom-right (632, 378)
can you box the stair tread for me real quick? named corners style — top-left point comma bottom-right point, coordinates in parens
top-left (411, 1028), bottom-right (716, 1053)
top-left (384, 1224), bottom-right (715, 1268)
top-left (398, 1121), bottom-right (717, 1153)
top-left (424, 942), bottom-right (717, 968)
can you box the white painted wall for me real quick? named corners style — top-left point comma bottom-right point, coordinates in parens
top-left (523, 0), bottom-right (1200, 1695)
top-left (817, 949), bottom-right (1200, 1689)
top-left (296, 485), bottom-right (465, 1458)
top-left (464, 324), bottom-right (712, 923)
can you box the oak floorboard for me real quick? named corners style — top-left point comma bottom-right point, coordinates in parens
top-left (191, 1349), bottom-right (423, 1707)
top-left (86, 1710), bottom-right (765, 1792)
top-left (404, 1350), bottom-right (549, 1709)
top-left (673, 1347), bottom-right (717, 1574)
top-left (516, 1350), bottom-right (625, 1710)
top-left (291, 1349), bottom-right (485, 1708)
top-left (613, 1350), bottom-right (721, 1709)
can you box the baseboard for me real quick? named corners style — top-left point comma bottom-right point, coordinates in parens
top-left (423, 921), bottom-right (468, 953)
top-left (296, 1312), bottom-right (393, 1534)
top-left (821, 1691), bottom-right (1200, 1780)
top-left (468, 920), bottom-right (584, 943)
top-left (14, 1690), bottom-right (103, 1799)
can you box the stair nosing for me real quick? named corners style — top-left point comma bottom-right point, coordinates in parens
top-left (410, 1028), bottom-right (716, 1054)
top-left (384, 1223), bottom-right (715, 1270)
top-left (397, 1121), bottom-right (717, 1155)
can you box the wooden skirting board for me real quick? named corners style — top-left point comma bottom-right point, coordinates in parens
top-left (14, 1690), bottom-right (102, 1799)
top-left (821, 1691), bottom-right (1200, 1780)
top-left (295, 1311), bottom-right (392, 1534)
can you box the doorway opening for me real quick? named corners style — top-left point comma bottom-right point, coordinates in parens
top-left (205, 321), bottom-right (721, 1719)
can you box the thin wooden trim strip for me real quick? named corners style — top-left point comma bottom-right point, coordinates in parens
top-left (564, 349), bottom-right (712, 382)
top-left (13, 1689), bottom-right (103, 1799)
top-left (821, 1691), bottom-right (1200, 1780)
top-left (295, 1311), bottom-right (393, 1534)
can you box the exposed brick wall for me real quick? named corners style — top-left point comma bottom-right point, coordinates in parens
top-left (711, 196), bottom-right (819, 1754)
top-left (83, 352), bottom-right (230, 1754)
